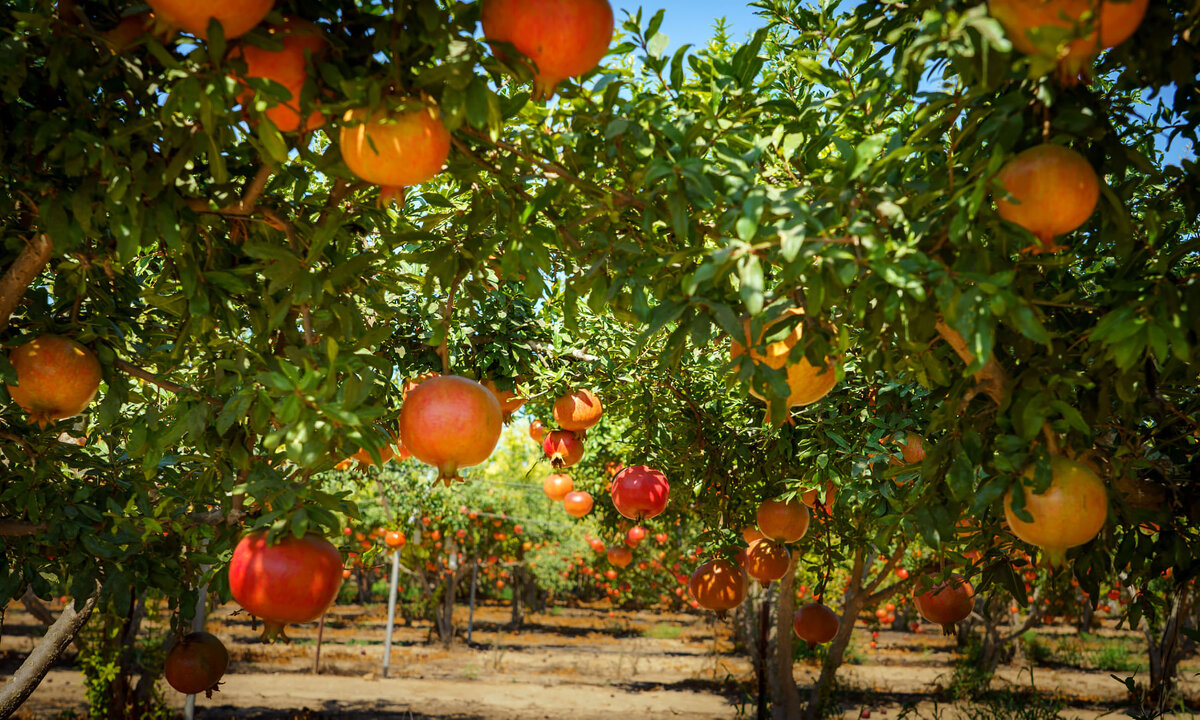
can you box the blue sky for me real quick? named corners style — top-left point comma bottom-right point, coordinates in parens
top-left (615, 1), bottom-right (764, 48)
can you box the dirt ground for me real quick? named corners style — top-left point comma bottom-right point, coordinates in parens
top-left (3, 599), bottom-right (1198, 719)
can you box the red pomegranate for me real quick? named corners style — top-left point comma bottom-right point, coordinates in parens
top-left (529, 419), bottom-right (547, 444)
top-left (888, 432), bottom-right (926, 466)
top-left (607, 545), bottom-right (633, 568)
top-left (610, 465), bottom-right (670, 521)
top-left (484, 379), bottom-right (525, 422)
top-left (399, 375), bottom-right (502, 484)
top-left (995, 144), bottom-right (1099, 253)
top-left (480, 0), bottom-right (614, 99)
top-left (688, 559), bottom-right (748, 613)
top-left (543, 430), bottom-right (585, 468)
top-left (145, 0), bottom-right (272, 39)
top-left (552, 388), bottom-right (603, 431)
top-left (384, 530), bottom-right (406, 549)
top-left (231, 18), bottom-right (327, 133)
top-left (228, 531), bottom-right (342, 640)
top-left (563, 491), bottom-right (594, 518)
top-left (625, 525), bottom-right (647, 548)
top-left (339, 105), bottom-right (451, 200)
top-left (793, 603), bottom-right (840, 648)
top-left (543, 472), bottom-right (574, 501)
top-left (164, 631), bottom-right (229, 697)
top-left (913, 573), bottom-right (975, 634)
top-left (1004, 455), bottom-right (1108, 567)
top-left (7, 335), bottom-right (102, 428)
top-left (990, 0), bottom-right (1149, 84)
top-left (744, 539), bottom-right (791, 587)
top-left (756, 498), bottom-right (810, 543)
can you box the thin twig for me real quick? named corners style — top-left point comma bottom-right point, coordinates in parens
top-left (114, 359), bottom-right (222, 406)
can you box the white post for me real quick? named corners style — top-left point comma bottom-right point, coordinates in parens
top-left (382, 549), bottom-right (400, 678)
top-left (467, 553), bottom-right (479, 644)
top-left (183, 577), bottom-right (208, 720)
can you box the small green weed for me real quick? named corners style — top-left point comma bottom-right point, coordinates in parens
top-left (642, 623), bottom-right (682, 639)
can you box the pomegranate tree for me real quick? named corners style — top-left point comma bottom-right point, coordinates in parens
top-left (399, 375), bottom-right (502, 484)
top-left (480, 0), bottom-right (614, 99)
top-left (7, 335), bottom-right (103, 428)
top-left (793, 603), bottom-right (839, 648)
top-left (756, 497), bottom-right (810, 542)
top-left (228, 531), bottom-right (343, 641)
top-left (610, 465), bottom-right (670, 521)
top-left (913, 573), bottom-right (975, 635)
top-left (164, 631), bottom-right (229, 697)
top-left (995, 144), bottom-right (1099, 253)
top-left (1004, 455), bottom-right (1108, 567)
top-left (552, 388), bottom-right (603, 431)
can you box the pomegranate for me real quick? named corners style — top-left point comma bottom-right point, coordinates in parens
top-left (480, 0), bottom-right (614, 98)
top-left (995, 144), bottom-right (1099, 253)
top-left (688, 559), bottom-right (748, 613)
top-left (145, 0), bottom-right (271, 39)
top-left (742, 525), bottom-right (766, 544)
top-left (543, 472), bottom-right (575, 501)
top-left (543, 429), bottom-right (585, 468)
top-left (607, 545), bottom-right (633, 568)
top-left (563, 490), bottom-right (594, 518)
top-left (730, 308), bottom-right (838, 416)
top-left (384, 530), bottom-right (406, 549)
top-left (101, 12), bottom-right (159, 52)
top-left (1004, 455), bottom-right (1107, 567)
top-left (756, 498), bottom-right (810, 542)
top-left (7, 335), bottom-right (102, 428)
top-left (913, 573), bottom-right (975, 634)
top-left (792, 603), bottom-right (840, 648)
top-left (484, 379), bottom-right (525, 422)
top-left (887, 432), bottom-right (926, 466)
top-left (231, 18), bottom-right (327, 133)
top-left (552, 388), bottom-right (603, 431)
top-left (529, 419), bottom-right (547, 444)
top-left (610, 465), bottom-right (670, 521)
top-left (625, 525), bottom-right (646, 548)
top-left (745, 539), bottom-right (791, 587)
top-left (655, 532), bottom-right (669, 544)
top-left (990, 0), bottom-right (1149, 84)
top-left (339, 105), bottom-right (451, 200)
top-left (164, 631), bottom-right (228, 697)
top-left (399, 375), bottom-right (502, 485)
top-left (228, 531), bottom-right (342, 641)
top-left (801, 482), bottom-right (838, 511)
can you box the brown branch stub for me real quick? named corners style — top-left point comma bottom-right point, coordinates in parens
top-left (0, 520), bottom-right (48, 537)
top-left (0, 234), bottom-right (54, 334)
top-left (935, 318), bottom-right (1009, 407)
top-left (0, 584), bottom-right (99, 717)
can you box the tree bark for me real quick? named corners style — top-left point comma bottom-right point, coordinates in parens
top-left (802, 548), bottom-right (869, 720)
top-left (0, 589), bottom-right (99, 719)
top-left (511, 565), bottom-right (525, 629)
top-left (0, 234), bottom-right (53, 334)
top-left (770, 556), bottom-right (802, 720)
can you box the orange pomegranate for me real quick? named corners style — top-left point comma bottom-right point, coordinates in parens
top-left (529, 419), bottom-right (547, 444)
top-left (742, 525), bottom-right (766, 544)
top-left (552, 388), bottom-right (603, 432)
top-left (339, 105), bottom-right (451, 199)
top-left (384, 531), bottom-right (406, 549)
top-left (744, 539), bottom-right (791, 587)
top-left (688, 559), bottom-right (748, 613)
top-left (995, 144), bottom-right (1099, 253)
top-left (756, 498), bottom-right (810, 543)
top-left (484, 379), bottom-right (525, 422)
top-left (101, 13), bottom-right (160, 52)
top-left (543, 429), bottom-right (585, 468)
top-left (913, 573), bottom-right (975, 634)
top-left (990, 0), bottom-right (1149, 84)
top-left (730, 308), bottom-right (838, 416)
top-left (543, 473), bottom-right (575, 501)
top-left (888, 432), bottom-right (926, 466)
top-left (793, 603), bottom-right (839, 648)
top-left (480, 0), bottom-right (614, 99)
top-left (563, 490), bottom-right (594, 518)
top-left (398, 375), bottom-right (502, 485)
top-left (231, 18), bottom-right (327, 133)
top-left (607, 545), bottom-right (633, 568)
top-left (7, 335), bottom-right (102, 428)
top-left (1004, 455), bottom-right (1108, 567)
top-left (145, 0), bottom-right (272, 39)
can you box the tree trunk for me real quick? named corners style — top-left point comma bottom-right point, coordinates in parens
top-left (801, 587), bottom-right (866, 720)
top-left (770, 556), bottom-right (802, 720)
top-left (511, 565), bottom-right (525, 628)
top-left (0, 589), bottom-right (99, 718)
top-left (1147, 585), bottom-right (1192, 708)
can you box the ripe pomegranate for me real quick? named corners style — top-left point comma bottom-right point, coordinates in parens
top-left (348, 439), bottom-right (396, 468)
top-left (483, 379), bottom-right (525, 422)
top-left (543, 429), bottom-right (585, 468)
top-left (742, 526), bottom-right (766, 544)
top-left (563, 490), bottom-right (594, 518)
top-left (801, 482), bottom-right (838, 511)
top-left (340, 105), bottom-right (451, 199)
top-left (1004, 455), bottom-right (1107, 567)
top-left (145, 0), bottom-right (271, 39)
top-left (529, 419), bottom-right (547, 444)
top-left (7, 335), bottom-right (102, 428)
top-left (384, 530), bottom-right (406, 549)
top-left (990, 0), bottom-right (1149, 84)
top-left (688, 559), bottom-right (748, 613)
top-left (231, 18), bottom-right (327, 133)
top-left (399, 375), bottom-right (502, 485)
top-left (543, 472), bottom-right (574, 501)
top-left (745, 539), bottom-right (791, 587)
top-left (552, 388), bottom-right (603, 432)
top-left (625, 525), bottom-right (647, 548)
top-left (793, 603), bottom-right (840, 648)
top-left (995, 144), bottom-right (1099, 253)
top-left (101, 12), bottom-right (159, 52)
top-left (655, 532), bottom-right (669, 544)
top-left (480, 0), bottom-right (614, 98)
top-left (228, 531), bottom-right (342, 640)
top-left (610, 465), bottom-right (670, 521)
top-left (887, 432), bottom-right (926, 466)
top-left (730, 308), bottom-right (838, 416)
top-left (756, 498), bottom-right (810, 542)
top-left (607, 545), bottom-right (633, 568)
top-left (164, 631), bottom-right (228, 697)
top-left (913, 573), bottom-right (975, 634)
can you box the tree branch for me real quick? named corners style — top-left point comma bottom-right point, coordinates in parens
top-left (0, 234), bottom-right (54, 334)
top-left (935, 318), bottom-right (1009, 407)
top-left (114, 359), bottom-right (221, 406)
top-left (0, 585), bottom-right (99, 718)
top-left (0, 520), bottom-right (47, 537)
